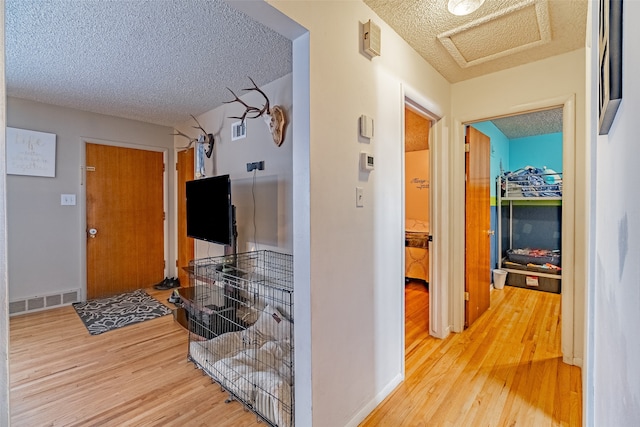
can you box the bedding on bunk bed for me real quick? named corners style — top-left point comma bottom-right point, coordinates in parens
top-left (506, 248), bottom-right (561, 267)
top-left (500, 166), bottom-right (562, 197)
top-left (189, 305), bottom-right (293, 427)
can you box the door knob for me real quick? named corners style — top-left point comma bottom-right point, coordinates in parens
top-left (88, 228), bottom-right (98, 238)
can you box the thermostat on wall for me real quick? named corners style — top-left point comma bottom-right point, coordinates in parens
top-left (360, 152), bottom-right (374, 171)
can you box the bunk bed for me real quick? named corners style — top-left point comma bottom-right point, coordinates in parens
top-left (497, 167), bottom-right (562, 293)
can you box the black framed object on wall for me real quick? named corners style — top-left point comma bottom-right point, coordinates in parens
top-left (599, 0), bottom-right (623, 135)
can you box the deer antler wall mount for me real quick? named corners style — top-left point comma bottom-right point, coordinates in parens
top-left (224, 77), bottom-right (287, 147)
top-left (172, 114), bottom-right (215, 158)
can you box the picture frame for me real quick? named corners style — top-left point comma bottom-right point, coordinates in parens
top-left (6, 127), bottom-right (57, 177)
top-left (598, 0), bottom-right (623, 135)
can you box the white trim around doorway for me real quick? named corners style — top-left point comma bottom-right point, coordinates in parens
top-left (401, 84), bottom-right (449, 350)
top-left (449, 94), bottom-right (580, 366)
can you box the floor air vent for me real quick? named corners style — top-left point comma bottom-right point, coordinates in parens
top-left (10, 290), bottom-right (79, 315)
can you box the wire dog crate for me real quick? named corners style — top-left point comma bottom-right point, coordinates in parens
top-left (185, 250), bottom-right (294, 427)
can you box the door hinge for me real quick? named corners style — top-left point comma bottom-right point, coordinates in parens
top-left (176, 163), bottom-right (179, 171)
top-left (176, 260), bottom-right (179, 267)
top-left (163, 260), bottom-right (166, 268)
top-left (428, 235), bottom-right (433, 242)
top-left (464, 291), bottom-right (470, 301)
top-left (464, 143), bottom-right (470, 152)
top-left (163, 212), bottom-right (166, 220)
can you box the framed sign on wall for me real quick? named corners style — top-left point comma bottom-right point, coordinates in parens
top-left (6, 127), bottom-right (57, 177)
top-left (598, 0), bottom-right (623, 135)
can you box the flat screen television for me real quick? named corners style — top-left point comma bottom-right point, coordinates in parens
top-left (186, 174), bottom-right (233, 246)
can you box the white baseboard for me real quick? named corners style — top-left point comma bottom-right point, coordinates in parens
top-left (344, 373), bottom-right (403, 427)
top-left (564, 355), bottom-right (583, 367)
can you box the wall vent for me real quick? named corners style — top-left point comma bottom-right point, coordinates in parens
top-left (27, 297), bottom-right (45, 311)
top-left (10, 289), bottom-right (80, 316)
top-left (231, 121), bottom-right (247, 141)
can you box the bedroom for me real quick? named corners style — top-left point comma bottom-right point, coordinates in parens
top-left (473, 108), bottom-right (564, 295)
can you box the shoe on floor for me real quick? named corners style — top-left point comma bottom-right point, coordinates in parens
top-left (155, 278), bottom-right (175, 290)
top-left (153, 277), bottom-right (171, 290)
top-left (170, 277), bottom-right (181, 288)
top-left (168, 289), bottom-right (181, 304)
top-left (155, 277), bottom-right (180, 290)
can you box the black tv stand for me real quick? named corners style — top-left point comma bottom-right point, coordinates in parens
top-left (224, 204), bottom-right (238, 258)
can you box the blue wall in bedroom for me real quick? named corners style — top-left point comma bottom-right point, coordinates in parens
top-left (509, 132), bottom-right (563, 172)
top-left (500, 205), bottom-right (562, 253)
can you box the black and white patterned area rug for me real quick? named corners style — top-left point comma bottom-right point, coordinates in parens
top-left (73, 289), bottom-right (172, 335)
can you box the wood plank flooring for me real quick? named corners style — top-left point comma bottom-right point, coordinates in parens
top-left (361, 285), bottom-right (582, 426)
top-left (9, 285), bottom-right (581, 426)
top-left (404, 281), bottom-right (429, 357)
top-left (9, 288), bottom-right (259, 426)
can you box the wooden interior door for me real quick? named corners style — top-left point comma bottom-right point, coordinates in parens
top-left (177, 148), bottom-right (194, 286)
top-left (86, 143), bottom-right (165, 299)
top-left (464, 126), bottom-right (491, 328)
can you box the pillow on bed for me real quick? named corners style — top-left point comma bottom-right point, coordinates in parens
top-left (246, 305), bottom-right (292, 343)
top-left (543, 167), bottom-right (561, 184)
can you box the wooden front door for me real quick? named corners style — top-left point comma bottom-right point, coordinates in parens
top-left (177, 148), bottom-right (194, 286)
top-left (464, 126), bottom-right (491, 328)
top-left (86, 143), bottom-right (165, 299)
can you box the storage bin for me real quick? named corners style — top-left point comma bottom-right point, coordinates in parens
top-left (507, 272), bottom-right (561, 294)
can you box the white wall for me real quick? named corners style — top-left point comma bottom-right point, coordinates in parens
top-left (0, 2), bottom-right (9, 421)
top-left (451, 50), bottom-right (586, 364)
top-left (266, 2), bottom-right (451, 426)
top-left (175, 74), bottom-right (293, 258)
top-left (593, 1), bottom-right (640, 424)
top-left (6, 98), bottom-right (175, 303)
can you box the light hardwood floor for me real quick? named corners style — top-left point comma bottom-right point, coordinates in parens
top-left (10, 285), bottom-right (581, 426)
top-left (9, 288), bottom-right (259, 426)
top-left (362, 285), bottom-right (582, 426)
top-left (404, 281), bottom-right (429, 357)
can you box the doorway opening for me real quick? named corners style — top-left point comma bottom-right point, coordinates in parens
top-left (404, 102), bottom-right (433, 356)
top-left (463, 106), bottom-right (564, 328)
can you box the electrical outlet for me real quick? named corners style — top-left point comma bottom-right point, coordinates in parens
top-left (61, 194), bottom-right (76, 206)
top-left (246, 161), bottom-right (265, 172)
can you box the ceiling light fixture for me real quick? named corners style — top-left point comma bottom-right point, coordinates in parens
top-left (447, 0), bottom-right (485, 16)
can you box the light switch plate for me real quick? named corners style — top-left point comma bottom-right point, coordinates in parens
top-left (61, 194), bottom-right (76, 206)
top-left (356, 187), bottom-right (364, 207)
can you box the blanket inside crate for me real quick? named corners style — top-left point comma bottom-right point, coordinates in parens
top-left (190, 305), bottom-right (293, 427)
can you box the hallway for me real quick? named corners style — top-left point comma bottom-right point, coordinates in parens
top-left (362, 285), bottom-right (581, 426)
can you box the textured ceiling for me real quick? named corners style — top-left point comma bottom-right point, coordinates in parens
top-left (490, 108), bottom-right (563, 139)
top-left (364, 0), bottom-right (587, 83)
top-left (6, 0), bottom-right (581, 135)
top-left (5, 0), bottom-right (292, 127)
